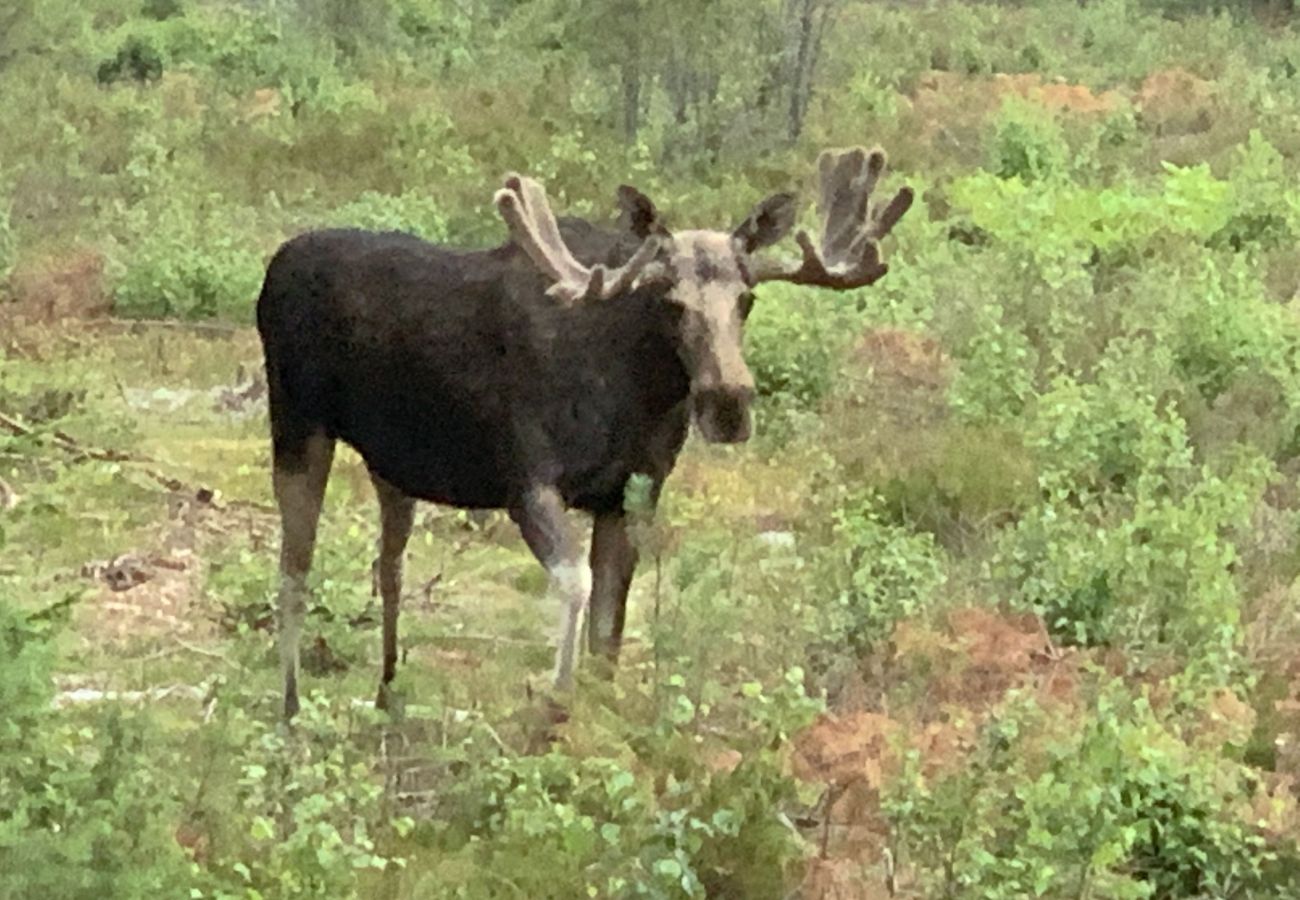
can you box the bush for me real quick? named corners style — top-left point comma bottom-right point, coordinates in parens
top-left (744, 282), bottom-right (864, 444)
top-left (191, 696), bottom-right (407, 899)
top-left (110, 197), bottom-right (270, 321)
top-left (0, 600), bottom-right (195, 899)
top-left (206, 518), bottom-right (378, 672)
top-left (886, 685), bottom-right (1300, 898)
top-left (990, 97), bottom-right (1069, 182)
top-left (823, 492), bottom-right (947, 655)
top-left (416, 666), bottom-right (821, 899)
top-left (97, 33), bottom-right (165, 85)
top-left (995, 346), bottom-right (1270, 665)
top-left (324, 190), bottom-right (451, 243)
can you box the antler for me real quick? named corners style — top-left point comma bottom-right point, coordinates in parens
top-left (495, 174), bottom-right (661, 304)
top-left (751, 147), bottom-right (913, 289)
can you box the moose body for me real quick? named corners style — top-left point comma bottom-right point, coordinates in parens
top-left (259, 148), bottom-right (912, 717)
top-left (259, 224), bottom-right (690, 515)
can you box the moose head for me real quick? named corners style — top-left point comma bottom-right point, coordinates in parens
top-left (495, 146), bottom-right (914, 445)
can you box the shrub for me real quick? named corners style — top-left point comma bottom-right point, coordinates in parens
top-left (206, 517), bottom-right (378, 672)
top-left (995, 346), bottom-right (1270, 666)
top-left (0, 600), bottom-right (195, 899)
top-left (97, 33), bottom-right (165, 85)
top-left (744, 282), bottom-right (863, 439)
top-left (110, 196), bottom-right (270, 321)
top-left (989, 97), bottom-right (1069, 182)
top-left (416, 665), bottom-right (821, 899)
top-left (886, 685), bottom-right (1299, 898)
top-left (324, 190), bottom-right (451, 243)
top-left (823, 492), bottom-right (947, 655)
top-left (192, 696), bottom-right (407, 899)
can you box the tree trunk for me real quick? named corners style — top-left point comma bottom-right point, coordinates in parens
top-left (785, 0), bottom-right (837, 143)
top-left (787, 0), bottom-right (815, 142)
top-left (621, 62), bottom-right (641, 142)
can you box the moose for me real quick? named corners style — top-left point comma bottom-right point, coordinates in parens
top-left (256, 146), bottom-right (912, 717)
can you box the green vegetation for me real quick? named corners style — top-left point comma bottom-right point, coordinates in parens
top-left (9, 0), bottom-right (1300, 896)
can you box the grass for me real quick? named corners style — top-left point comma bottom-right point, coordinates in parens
top-left (3, 318), bottom-right (798, 699)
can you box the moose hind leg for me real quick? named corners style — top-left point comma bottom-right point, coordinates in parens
top-left (371, 474), bottom-right (416, 710)
top-left (273, 432), bottom-right (335, 719)
top-left (510, 486), bottom-right (589, 691)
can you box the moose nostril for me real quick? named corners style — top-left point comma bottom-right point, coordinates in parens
top-left (715, 387), bottom-right (752, 425)
top-left (693, 385), bottom-right (754, 443)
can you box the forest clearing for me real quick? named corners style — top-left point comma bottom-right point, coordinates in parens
top-left (8, 0), bottom-right (1300, 896)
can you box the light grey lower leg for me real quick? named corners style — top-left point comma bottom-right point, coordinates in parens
top-left (551, 557), bottom-right (592, 690)
top-left (274, 433), bottom-right (334, 719)
top-left (510, 485), bottom-right (589, 690)
top-left (372, 474), bottom-right (416, 707)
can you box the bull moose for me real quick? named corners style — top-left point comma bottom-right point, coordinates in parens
top-left (255, 147), bottom-right (913, 717)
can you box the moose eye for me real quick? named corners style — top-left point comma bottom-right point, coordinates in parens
top-left (738, 291), bottom-right (756, 320)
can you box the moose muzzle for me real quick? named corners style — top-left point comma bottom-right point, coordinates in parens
top-left (692, 381), bottom-right (755, 444)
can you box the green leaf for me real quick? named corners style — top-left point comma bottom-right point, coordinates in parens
top-left (654, 858), bottom-right (683, 879)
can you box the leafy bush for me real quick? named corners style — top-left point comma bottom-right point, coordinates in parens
top-left (417, 666), bottom-right (821, 899)
top-left (947, 308), bottom-right (1039, 423)
top-left (995, 346), bottom-right (1270, 665)
top-left (206, 518), bottom-right (378, 672)
top-left (0, 600), bottom-right (195, 899)
top-left (823, 492), bottom-right (947, 655)
top-left (744, 282), bottom-right (863, 441)
top-left (97, 33), bottom-right (165, 85)
top-left (192, 696), bottom-right (407, 899)
top-left (990, 97), bottom-right (1069, 182)
top-left (110, 197), bottom-right (270, 321)
top-left (886, 686), bottom-right (1299, 898)
top-left (324, 190), bottom-right (451, 243)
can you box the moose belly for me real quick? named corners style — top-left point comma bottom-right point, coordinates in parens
top-left (332, 407), bottom-right (514, 509)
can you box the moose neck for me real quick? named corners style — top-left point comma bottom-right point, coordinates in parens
top-left (565, 283), bottom-right (692, 419)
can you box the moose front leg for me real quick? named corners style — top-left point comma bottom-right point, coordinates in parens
top-left (588, 512), bottom-right (637, 662)
top-left (510, 485), bottom-right (590, 690)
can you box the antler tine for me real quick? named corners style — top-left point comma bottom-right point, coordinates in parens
top-left (495, 174), bottom-right (590, 300)
top-left (754, 145), bottom-right (913, 291)
top-left (495, 173), bottom-right (662, 304)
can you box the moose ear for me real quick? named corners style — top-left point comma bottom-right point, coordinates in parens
top-left (732, 192), bottom-right (797, 254)
top-left (616, 185), bottom-right (666, 239)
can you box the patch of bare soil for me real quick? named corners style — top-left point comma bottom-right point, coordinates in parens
top-left (74, 489), bottom-right (275, 651)
top-left (80, 550), bottom-right (208, 642)
top-left (793, 606), bottom-right (1082, 899)
top-left (4, 247), bottom-right (110, 326)
top-left (1135, 67), bottom-right (1217, 136)
top-left (906, 70), bottom-right (1125, 148)
top-left (851, 327), bottom-right (952, 396)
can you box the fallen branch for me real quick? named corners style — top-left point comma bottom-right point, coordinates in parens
top-left (428, 633), bottom-right (548, 648)
top-left (0, 409), bottom-right (131, 462)
top-left (52, 684), bottom-right (208, 708)
top-left (0, 407), bottom-right (274, 514)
